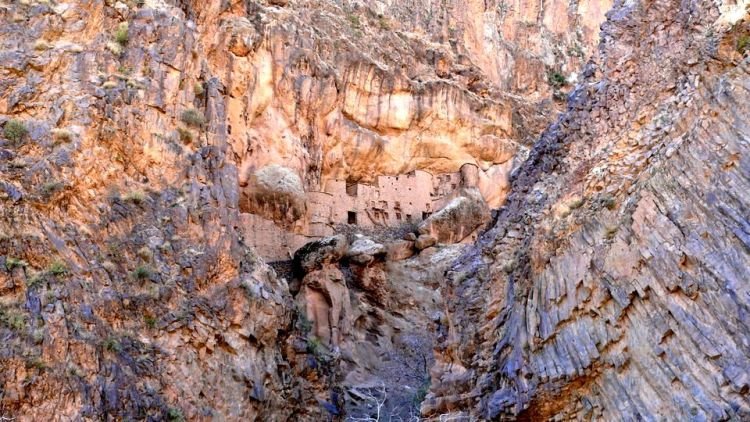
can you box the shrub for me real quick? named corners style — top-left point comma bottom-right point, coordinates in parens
top-left (348, 14), bottom-right (361, 29)
top-left (115, 22), bottom-right (129, 45)
top-left (5, 257), bottom-right (28, 270)
top-left (297, 311), bottom-right (313, 334)
top-left (412, 378), bottom-right (431, 408)
top-left (167, 408), bottom-right (184, 422)
top-left (131, 265), bottom-right (152, 280)
top-left (176, 127), bottom-right (193, 144)
top-left (103, 336), bottom-right (121, 352)
top-left (193, 82), bottom-right (204, 96)
top-left (180, 108), bottom-right (205, 127)
top-left (547, 70), bottom-right (567, 88)
top-left (738, 34), bottom-right (750, 53)
top-left (106, 41), bottom-right (123, 56)
top-left (604, 225), bottom-right (619, 239)
top-left (306, 336), bottom-right (327, 360)
top-left (27, 272), bottom-right (45, 288)
top-left (123, 190), bottom-right (146, 204)
top-left (47, 260), bottom-right (67, 276)
top-left (41, 181), bottom-right (64, 198)
top-left (144, 315), bottom-right (157, 329)
top-left (102, 80), bottom-right (118, 89)
top-left (26, 357), bottom-right (47, 371)
top-left (33, 39), bottom-right (52, 51)
top-left (4, 119), bottom-right (28, 143)
top-left (567, 197), bottom-right (585, 209)
top-left (51, 128), bottom-right (74, 143)
top-left (0, 308), bottom-right (26, 331)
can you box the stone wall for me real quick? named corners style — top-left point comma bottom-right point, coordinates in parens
top-left (243, 169), bottom-right (475, 261)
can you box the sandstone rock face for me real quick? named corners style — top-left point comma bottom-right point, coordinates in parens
top-left (425, 0), bottom-right (750, 420)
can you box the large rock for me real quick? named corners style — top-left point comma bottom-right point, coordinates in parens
top-left (418, 189), bottom-right (491, 244)
top-left (239, 164), bottom-right (307, 225)
top-left (293, 235), bottom-right (348, 274)
top-left (347, 235), bottom-right (386, 265)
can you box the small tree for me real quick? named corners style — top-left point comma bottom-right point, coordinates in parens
top-left (4, 119), bottom-right (28, 143)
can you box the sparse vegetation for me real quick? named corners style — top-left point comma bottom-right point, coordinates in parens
top-left (193, 82), bottom-right (204, 96)
top-left (102, 80), bottom-right (118, 89)
top-left (123, 190), bottom-right (146, 204)
top-left (26, 357), bottom-right (47, 371)
top-left (412, 377), bottom-right (431, 408)
top-left (103, 336), bottom-right (122, 352)
top-left (297, 310), bottom-right (313, 334)
top-left (41, 180), bottom-right (65, 198)
top-left (5, 257), bottom-right (28, 270)
top-left (115, 22), bottom-right (129, 45)
top-left (4, 119), bottom-right (28, 143)
top-left (144, 315), bottom-right (157, 329)
top-left (27, 272), bottom-right (45, 288)
top-left (594, 194), bottom-right (617, 211)
top-left (131, 265), bottom-right (152, 280)
top-left (501, 258), bottom-right (517, 273)
top-left (47, 260), bottom-right (67, 276)
top-left (347, 13), bottom-right (361, 29)
top-left (737, 34), bottom-right (750, 53)
top-left (604, 225), bottom-right (619, 239)
top-left (180, 108), bottom-right (205, 127)
top-left (51, 128), bottom-right (74, 143)
top-left (0, 307), bottom-right (26, 331)
top-left (106, 41), bottom-right (123, 56)
top-left (177, 127), bottom-right (194, 144)
top-left (306, 336), bottom-right (329, 362)
top-left (167, 407), bottom-right (184, 422)
top-left (547, 70), bottom-right (567, 88)
top-left (33, 39), bottom-right (52, 51)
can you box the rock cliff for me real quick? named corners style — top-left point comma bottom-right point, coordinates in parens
top-left (3, 0), bottom-right (749, 421)
top-left (424, 0), bottom-right (750, 419)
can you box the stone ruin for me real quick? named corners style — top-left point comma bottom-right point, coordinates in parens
top-left (240, 164), bottom-right (490, 261)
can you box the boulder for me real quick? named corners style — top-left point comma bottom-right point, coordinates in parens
top-left (293, 235), bottom-right (348, 274)
top-left (418, 188), bottom-right (490, 244)
top-left (239, 164), bottom-right (307, 226)
top-left (414, 234), bottom-right (437, 250)
top-left (347, 235), bottom-right (386, 265)
top-left (386, 240), bottom-right (415, 261)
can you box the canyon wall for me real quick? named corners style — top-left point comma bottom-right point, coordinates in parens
top-left (425, 0), bottom-right (750, 419)
top-left (17, 0), bottom-right (750, 420)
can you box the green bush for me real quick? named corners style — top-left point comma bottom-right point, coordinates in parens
top-left (167, 407), bottom-right (184, 422)
top-left (47, 260), bottom-right (67, 276)
top-left (738, 34), bottom-right (750, 53)
top-left (180, 108), bottom-right (205, 127)
top-left (0, 308), bottom-right (26, 331)
top-left (115, 22), bottom-right (129, 45)
top-left (103, 336), bottom-right (122, 352)
top-left (144, 315), bottom-right (157, 329)
top-left (131, 265), bottom-right (152, 280)
top-left (4, 119), bottom-right (28, 143)
top-left (547, 70), bottom-right (567, 88)
top-left (5, 257), bottom-right (28, 270)
top-left (193, 82), bottom-right (204, 96)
